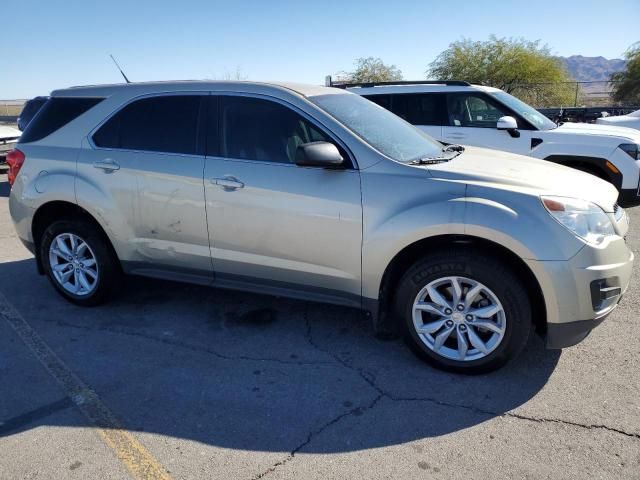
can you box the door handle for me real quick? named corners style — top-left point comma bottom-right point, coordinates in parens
top-left (93, 159), bottom-right (120, 172)
top-left (446, 133), bottom-right (466, 139)
top-left (211, 176), bottom-right (244, 190)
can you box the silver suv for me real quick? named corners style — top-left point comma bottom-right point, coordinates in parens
top-left (8, 81), bottom-right (634, 373)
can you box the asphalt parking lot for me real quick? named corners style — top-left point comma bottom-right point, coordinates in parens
top-left (0, 168), bottom-right (639, 480)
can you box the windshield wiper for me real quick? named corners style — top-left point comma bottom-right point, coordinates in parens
top-left (409, 157), bottom-right (450, 165)
top-left (409, 145), bottom-right (466, 165)
top-left (443, 144), bottom-right (465, 153)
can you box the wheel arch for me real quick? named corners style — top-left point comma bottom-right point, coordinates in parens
top-left (31, 201), bottom-right (120, 275)
top-left (375, 234), bottom-right (547, 335)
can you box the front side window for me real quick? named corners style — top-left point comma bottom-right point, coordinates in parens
top-left (309, 92), bottom-right (444, 163)
top-left (447, 94), bottom-right (508, 128)
top-left (490, 91), bottom-right (557, 130)
top-left (218, 96), bottom-right (338, 164)
top-left (93, 95), bottom-right (202, 155)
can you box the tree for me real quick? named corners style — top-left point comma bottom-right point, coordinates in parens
top-left (340, 57), bottom-right (403, 83)
top-left (427, 36), bottom-right (575, 107)
top-left (221, 66), bottom-right (248, 81)
top-left (611, 42), bottom-right (640, 104)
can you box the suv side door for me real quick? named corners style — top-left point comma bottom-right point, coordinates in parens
top-left (203, 94), bottom-right (362, 305)
top-left (79, 93), bottom-right (213, 283)
top-left (442, 92), bottom-right (532, 154)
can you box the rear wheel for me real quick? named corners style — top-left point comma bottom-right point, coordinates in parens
top-left (395, 249), bottom-right (532, 374)
top-left (40, 220), bottom-right (119, 306)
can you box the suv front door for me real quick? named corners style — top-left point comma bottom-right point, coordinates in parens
top-left (443, 92), bottom-right (532, 154)
top-left (203, 95), bottom-right (362, 305)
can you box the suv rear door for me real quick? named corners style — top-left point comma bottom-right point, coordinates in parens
top-left (442, 92), bottom-right (532, 153)
top-left (203, 94), bottom-right (362, 305)
top-left (79, 93), bottom-right (213, 283)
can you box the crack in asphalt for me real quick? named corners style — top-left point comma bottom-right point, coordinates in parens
top-left (51, 319), bottom-right (336, 367)
top-left (498, 411), bottom-right (640, 440)
top-left (250, 394), bottom-right (385, 480)
top-left (249, 305), bottom-right (640, 479)
top-left (383, 395), bottom-right (640, 440)
top-left (26, 307), bottom-right (640, 479)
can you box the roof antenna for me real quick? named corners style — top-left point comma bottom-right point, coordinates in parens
top-left (110, 54), bottom-right (131, 84)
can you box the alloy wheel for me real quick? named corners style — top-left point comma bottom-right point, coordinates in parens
top-left (48, 233), bottom-right (99, 296)
top-left (412, 276), bottom-right (506, 361)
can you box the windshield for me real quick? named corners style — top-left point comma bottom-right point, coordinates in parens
top-left (490, 91), bottom-right (557, 131)
top-left (309, 93), bottom-right (444, 163)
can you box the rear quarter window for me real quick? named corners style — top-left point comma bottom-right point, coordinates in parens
top-left (19, 97), bottom-right (104, 143)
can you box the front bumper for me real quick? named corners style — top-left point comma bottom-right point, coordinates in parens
top-left (546, 311), bottom-right (610, 349)
top-left (526, 236), bottom-right (634, 349)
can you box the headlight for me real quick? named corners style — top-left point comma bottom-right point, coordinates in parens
top-left (619, 143), bottom-right (639, 160)
top-left (541, 196), bottom-right (615, 245)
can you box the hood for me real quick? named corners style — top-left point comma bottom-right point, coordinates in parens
top-left (596, 116), bottom-right (640, 130)
top-left (427, 146), bottom-right (619, 212)
top-left (0, 125), bottom-right (21, 141)
top-left (553, 121), bottom-right (640, 142)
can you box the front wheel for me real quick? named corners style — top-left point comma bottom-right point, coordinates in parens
top-left (395, 249), bottom-right (532, 374)
top-left (41, 220), bottom-right (119, 306)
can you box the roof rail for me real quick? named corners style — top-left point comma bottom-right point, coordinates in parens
top-left (325, 76), bottom-right (471, 89)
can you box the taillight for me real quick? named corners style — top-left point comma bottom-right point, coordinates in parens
top-left (6, 149), bottom-right (25, 187)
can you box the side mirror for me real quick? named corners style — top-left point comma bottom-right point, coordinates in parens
top-left (295, 141), bottom-right (344, 168)
top-left (497, 116), bottom-right (520, 138)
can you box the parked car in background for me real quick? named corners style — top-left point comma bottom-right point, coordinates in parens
top-left (7, 81), bottom-right (634, 373)
top-left (17, 96), bottom-right (48, 131)
top-left (336, 79), bottom-right (640, 207)
top-left (596, 109), bottom-right (640, 130)
top-left (0, 125), bottom-right (21, 161)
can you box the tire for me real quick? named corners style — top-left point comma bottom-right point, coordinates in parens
top-left (394, 248), bottom-right (532, 374)
top-left (40, 219), bottom-right (120, 306)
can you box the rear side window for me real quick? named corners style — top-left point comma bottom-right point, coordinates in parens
top-left (363, 93), bottom-right (445, 126)
top-left (93, 95), bottom-right (202, 155)
top-left (402, 94), bottom-right (445, 125)
top-left (19, 97), bottom-right (103, 143)
top-left (364, 95), bottom-right (392, 110)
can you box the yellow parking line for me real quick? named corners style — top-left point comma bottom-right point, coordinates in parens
top-left (0, 292), bottom-right (172, 480)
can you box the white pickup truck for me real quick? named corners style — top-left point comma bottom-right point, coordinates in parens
top-left (336, 79), bottom-right (640, 207)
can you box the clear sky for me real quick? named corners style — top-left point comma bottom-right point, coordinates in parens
top-left (2, 0), bottom-right (639, 99)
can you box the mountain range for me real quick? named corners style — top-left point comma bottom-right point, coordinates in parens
top-left (559, 55), bottom-right (626, 82)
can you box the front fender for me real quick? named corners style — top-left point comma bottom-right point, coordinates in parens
top-left (463, 185), bottom-right (584, 261)
top-left (361, 170), bottom-right (467, 300)
top-left (362, 177), bottom-right (585, 301)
